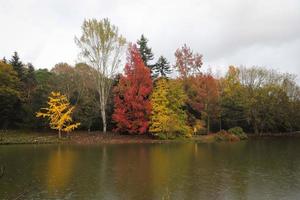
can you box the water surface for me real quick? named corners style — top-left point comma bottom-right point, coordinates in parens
top-left (1, 139), bottom-right (300, 199)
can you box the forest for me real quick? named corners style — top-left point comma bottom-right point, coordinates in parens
top-left (1, 18), bottom-right (300, 139)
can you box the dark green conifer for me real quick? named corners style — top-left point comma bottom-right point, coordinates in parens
top-left (153, 56), bottom-right (172, 78)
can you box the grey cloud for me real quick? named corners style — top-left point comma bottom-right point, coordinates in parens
top-left (0, 0), bottom-right (299, 79)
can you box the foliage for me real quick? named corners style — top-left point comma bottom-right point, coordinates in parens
top-left (0, 61), bottom-right (21, 128)
top-left (75, 18), bottom-right (126, 133)
top-left (36, 92), bottom-right (80, 138)
top-left (174, 44), bottom-right (203, 78)
top-left (149, 78), bottom-right (191, 139)
top-left (153, 56), bottom-right (172, 78)
top-left (137, 34), bottom-right (154, 73)
top-left (149, 78), bottom-right (170, 136)
top-left (214, 130), bottom-right (240, 142)
top-left (185, 74), bottom-right (220, 133)
top-left (9, 52), bottom-right (24, 81)
top-left (113, 44), bottom-right (153, 134)
top-left (228, 127), bottom-right (247, 140)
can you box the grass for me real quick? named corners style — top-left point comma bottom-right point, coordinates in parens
top-left (0, 130), bottom-right (65, 145)
top-left (0, 130), bottom-right (251, 145)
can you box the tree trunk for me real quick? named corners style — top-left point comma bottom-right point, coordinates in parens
top-left (207, 116), bottom-right (210, 134)
top-left (58, 129), bottom-right (61, 139)
top-left (101, 103), bottom-right (107, 133)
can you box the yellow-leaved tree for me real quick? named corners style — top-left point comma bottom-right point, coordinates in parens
top-left (150, 78), bottom-right (192, 139)
top-left (36, 92), bottom-right (80, 138)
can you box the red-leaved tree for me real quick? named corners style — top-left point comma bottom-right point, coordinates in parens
top-left (112, 44), bottom-right (153, 134)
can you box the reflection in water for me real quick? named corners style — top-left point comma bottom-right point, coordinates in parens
top-left (1, 139), bottom-right (300, 199)
top-left (46, 146), bottom-right (77, 192)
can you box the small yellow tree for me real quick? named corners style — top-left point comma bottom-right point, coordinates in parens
top-left (36, 92), bottom-right (80, 138)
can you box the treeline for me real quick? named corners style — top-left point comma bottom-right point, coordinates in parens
top-left (1, 18), bottom-right (299, 137)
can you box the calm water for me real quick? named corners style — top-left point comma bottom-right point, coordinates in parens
top-left (1, 139), bottom-right (300, 200)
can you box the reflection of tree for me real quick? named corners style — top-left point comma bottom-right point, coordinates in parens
top-left (150, 144), bottom-right (194, 199)
top-left (46, 146), bottom-right (77, 192)
top-left (112, 145), bottom-right (153, 199)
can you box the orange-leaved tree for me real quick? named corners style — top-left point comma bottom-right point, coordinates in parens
top-left (113, 44), bottom-right (152, 134)
top-left (36, 92), bottom-right (80, 138)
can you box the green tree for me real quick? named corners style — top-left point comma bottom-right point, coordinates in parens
top-left (137, 34), bottom-right (154, 74)
top-left (153, 56), bottom-right (171, 78)
top-left (0, 61), bottom-right (21, 128)
top-left (220, 66), bottom-right (248, 130)
top-left (9, 52), bottom-right (24, 81)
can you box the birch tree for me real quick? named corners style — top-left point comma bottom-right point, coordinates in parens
top-left (75, 18), bottom-right (126, 132)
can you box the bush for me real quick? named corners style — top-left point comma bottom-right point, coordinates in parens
top-left (214, 130), bottom-right (240, 142)
top-left (228, 127), bottom-right (248, 140)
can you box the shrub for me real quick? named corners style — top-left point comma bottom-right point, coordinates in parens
top-left (228, 127), bottom-right (247, 140)
top-left (214, 130), bottom-right (240, 142)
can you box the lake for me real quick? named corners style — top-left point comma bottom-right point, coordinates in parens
top-left (1, 139), bottom-right (300, 199)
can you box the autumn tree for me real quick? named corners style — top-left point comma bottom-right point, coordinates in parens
top-left (75, 18), bottom-right (126, 133)
top-left (137, 34), bottom-right (154, 74)
top-left (220, 66), bottom-right (247, 130)
top-left (153, 56), bottom-right (171, 78)
top-left (149, 78), bottom-right (170, 137)
top-left (174, 44), bottom-right (203, 78)
top-left (150, 78), bottom-right (192, 139)
top-left (113, 44), bottom-right (152, 134)
top-left (36, 92), bottom-right (80, 138)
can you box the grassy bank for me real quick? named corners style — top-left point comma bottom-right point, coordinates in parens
top-left (0, 130), bottom-right (227, 145)
top-left (3, 130), bottom-right (298, 145)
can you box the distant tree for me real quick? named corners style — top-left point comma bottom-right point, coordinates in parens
top-left (184, 74), bottom-right (220, 134)
top-left (75, 18), bottom-right (126, 133)
top-left (51, 63), bottom-right (76, 100)
top-left (0, 61), bottom-right (21, 128)
top-left (220, 66), bottom-right (247, 130)
top-left (153, 56), bottom-right (172, 78)
top-left (9, 52), bottom-right (24, 81)
top-left (113, 44), bottom-right (152, 134)
top-left (36, 92), bottom-right (80, 138)
top-left (137, 34), bottom-right (154, 74)
top-left (174, 44), bottom-right (203, 78)
top-left (2, 57), bottom-right (7, 64)
top-left (24, 63), bottom-right (37, 101)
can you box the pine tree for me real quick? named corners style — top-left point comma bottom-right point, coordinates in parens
top-left (153, 56), bottom-right (172, 78)
top-left (137, 34), bottom-right (154, 73)
top-left (2, 57), bottom-right (7, 64)
top-left (113, 44), bottom-right (152, 134)
top-left (24, 63), bottom-right (37, 101)
top-left (9, 52), bottom-right (24, 81)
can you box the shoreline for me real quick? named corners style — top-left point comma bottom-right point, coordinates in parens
top-left (1, 130), bottom-right (300, 145)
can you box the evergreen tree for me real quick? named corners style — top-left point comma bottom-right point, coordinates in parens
top-left (2, 57), bottom-right (7, 64)
top-left (0, 62), bottom-right (22, 128)
top-left (137, 34), bottom-right (154, 73)
top-left (24, 63), bottom-right (37, 101)
top-left (9, 52), bottom-right (24, 81)
top-left (153, 56), bottom-right (172, 78)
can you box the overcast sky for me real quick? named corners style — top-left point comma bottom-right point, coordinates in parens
top-left (1, 0), bottom-right (299, 78)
